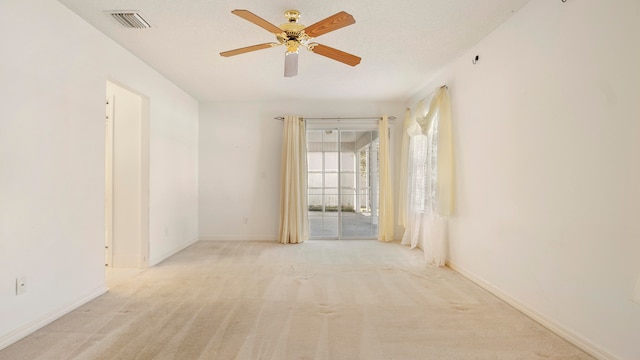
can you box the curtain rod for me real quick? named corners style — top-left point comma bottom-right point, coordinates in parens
top-left (274, 115), bottom-right (396, 121)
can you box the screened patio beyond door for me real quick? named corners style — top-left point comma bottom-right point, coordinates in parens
top-left (307, 128), bottom-right (379, 239)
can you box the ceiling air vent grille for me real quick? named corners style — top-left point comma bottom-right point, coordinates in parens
top-left (109, 12), bottom-right (151, 29)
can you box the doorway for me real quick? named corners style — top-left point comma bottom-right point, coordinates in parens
top-left (105, 81), bottom-right (149, 272)
top-left (307, 127), bottom-right (379, 239)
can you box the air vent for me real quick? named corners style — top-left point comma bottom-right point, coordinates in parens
top-left (109, 11), bottom-right (151, 29)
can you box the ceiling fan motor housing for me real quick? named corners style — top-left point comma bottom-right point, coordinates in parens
top-left (277, 10), bottom-right (309, 53)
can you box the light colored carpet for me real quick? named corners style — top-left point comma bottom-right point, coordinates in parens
top-left (0, 241), bottom-right (594, 360)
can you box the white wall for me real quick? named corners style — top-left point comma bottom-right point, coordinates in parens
top-left (0, 0), bottom-right (198, 348)
top-left (199, 101), bottom-right (403, 240)
top-left (409, 0), bottom-right (640, 358)
top-left (147, 83), bottom-right (199, 266)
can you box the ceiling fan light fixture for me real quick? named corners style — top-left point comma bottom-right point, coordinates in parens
top-left (284, 52), bottom-right (298, 77)
top-left (285, 40), bottom-right (300, 54)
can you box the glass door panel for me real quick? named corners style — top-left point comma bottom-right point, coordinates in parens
top-left (307, 128), bottom-right (379, 239)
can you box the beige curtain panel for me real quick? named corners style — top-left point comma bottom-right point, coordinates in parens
top-left (397, 108), bottom-right (412, 230)
top-left (378, 115), bottom-right (395, 242)
top-left (278, 115), bottom-right (309, 244)
top-left (429, 88), bottom-right (454, 216)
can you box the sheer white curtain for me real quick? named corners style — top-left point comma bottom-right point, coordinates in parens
top-left (378, 115), bottom-right (395, 242)
top-left (401, 86), bottom-right (454, 266)
top-left (278, 115), bottom-right (309, 244)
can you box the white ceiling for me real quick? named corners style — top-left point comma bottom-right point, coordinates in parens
top-left (58, 0), bottom-right (530, 102)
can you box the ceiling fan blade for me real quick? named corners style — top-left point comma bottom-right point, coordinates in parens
top-left (231, 9), bottom-right (284, 34)
top-left (303, 11), bottom-right (355, 38)
top-left (309, 43), bottom-right (361, 66)
top-left (220, 43), bottom-right (279, 57)
top-left (284, 52), bottom-right (298, 77)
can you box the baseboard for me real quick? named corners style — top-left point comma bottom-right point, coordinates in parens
top-left (0, 285), bottom-right (108, 351)
top-left (199, 236), bottom-right (277, 242)
top-left (149, 236), bottom-right (199, 266)
top-left (446, 261), bottom-right (617, 360)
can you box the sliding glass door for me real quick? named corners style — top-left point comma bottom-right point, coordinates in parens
top-left (307, 127), bottom-right (379, 239)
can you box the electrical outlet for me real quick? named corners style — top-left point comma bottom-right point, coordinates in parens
top-left (16, 276), bottom-right (26, 295)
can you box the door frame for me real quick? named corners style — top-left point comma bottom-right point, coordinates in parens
top-left (105, 96), bottom-right (114, 268)
top-left (306, 120), bottom-right (380, 240)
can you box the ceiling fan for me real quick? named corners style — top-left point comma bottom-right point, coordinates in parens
top-left (220, 9), bottom-right (361, 77)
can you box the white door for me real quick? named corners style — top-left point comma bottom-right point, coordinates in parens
top-left (106, 81), bottom-right (149, 268)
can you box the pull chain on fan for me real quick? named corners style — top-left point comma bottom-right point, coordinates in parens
top-left (220, 9), bottom-right (361, 77)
